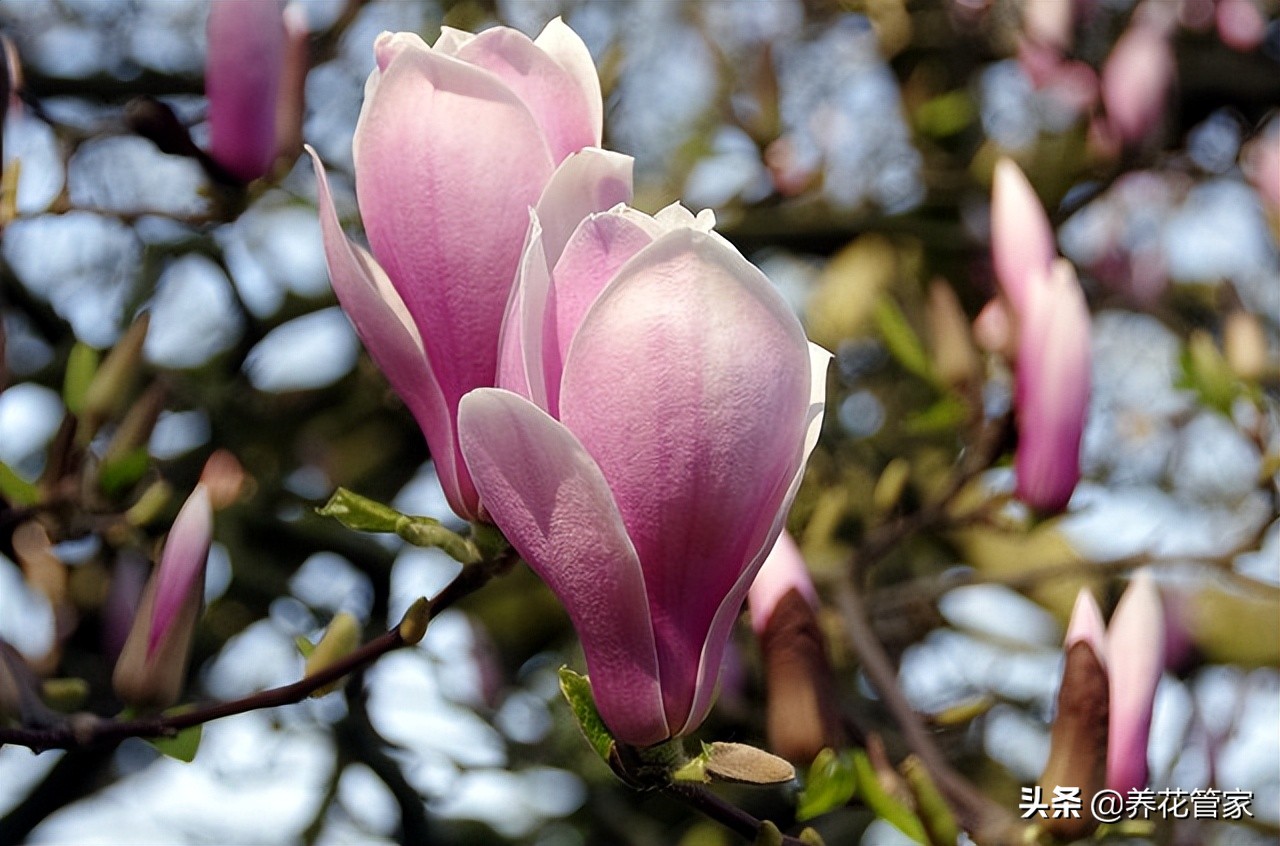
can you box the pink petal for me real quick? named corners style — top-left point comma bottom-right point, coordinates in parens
top-left (1216, 0), bottom-right (1265, 52)
top-left (149, 486), bottom-right (213, 658)
top-left (991, 158), bottom-right (1056, 316)
top-left (310, 148), bottom-right (478, 519)
top-left (1014, 260), bottom-right (1091, 512)
top-left (206, 0), bottom-right (285, 182)
top-left (533, 148), bottom-right (634, 267)
top-left (451, 23), bottom-right (600, 163)
top-left (681, 341), bottom-right (829, 734)
top-left (748, 532), bottom-right (818, 637)
top-left (1064, 588), bottom-right (1107, 665)
top-left (533, 17), bottom-right (604, 147)
top-left (457, 389), bottom-right (668, 745)
top-left (353, 43), bottom-right (556, 413)
top-left (1106, 572), bottom-right (1165, 793)
top-left (558, 230), bottom-right (814, 732)
top-left (496, 212), bottom-right (553, 411)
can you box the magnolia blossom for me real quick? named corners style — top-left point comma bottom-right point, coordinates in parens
top-left (113, 486), bottom-right (214, 709)
top-left (987, 159), bottom-right (1092, 512)
top-left (313, 20), bottom-right (610, 520)
top-left (206, 0), bottom-right (287, 182)
top-left (456, 183), bottom-right (829, 746)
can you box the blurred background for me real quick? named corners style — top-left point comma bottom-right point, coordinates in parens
top-left (0, 0), bottom-right (1277, 844)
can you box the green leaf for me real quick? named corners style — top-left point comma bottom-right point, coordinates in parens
top-left (914, 90), bottom-right (974, 139)
top-left (294, 636), bottom-right (315, 658)
top-left (902, 756), bottom-right (960, 846)
top-left (97, 447), bottom-right (150, 497)
top-left (874, 297), bottom-right (934, 384)
top-left (797, 748), bottom-right (858, 822)
top-left (903, 395), bottom-right (969, 435)
top-left (852, 750), bottom-right (929, 844)
top-left (146, 706), bottom-right (203, 763)
top-left (0, 462), bottom-right (39, 507)
top-left (1178, 331), bottom-right (1239, 416)
top-left (62, 343), bottom-right (100, 415)
top-left (317, 487), bottom-right (481, 564)
top-left (557, 667), bottom-right (615, 764)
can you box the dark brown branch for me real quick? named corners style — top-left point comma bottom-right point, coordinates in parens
top-left (662, 783), bottom-right (809, 846)
top-left (0, 548), bottom-right (517, 753)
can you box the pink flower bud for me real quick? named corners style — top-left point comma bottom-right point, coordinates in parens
top-left (1014, 260), bottom-right (1091, 512)
top-left (1105, 572), bottom-right (1165, 794)
top-left (112, 486), bottom-right (213, 710)
top-left (1216, 0), bottom-right (1265, 52)
top-left (312, 20), bottom-right (613, 520)
top-left (1101, 25), bottom-right (1175, 147)
top-left (748, 533), bottom-right (843, 764)
top-left (206, 0), bottom-right (287, 182)
top-left (457, 200), bottom-right (829, 746)
top-left (991, 158), bottom-right (1056, 316)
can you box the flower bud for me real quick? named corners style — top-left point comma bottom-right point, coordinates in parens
top-left (748, 533), bottom-right (844, 765)
top-left (1038, 590), bottom-right (1109, 840)
top-left (925, 279), bottom-right (980, 392)
top-left (112, 485), bottom-right (213, 710)
top-left (1223, 310), bottom-right (1268, 381)
top-left (206, 0), bottom-right (286, 182)
top-left (1101, 24), bottom-right (1175, 148)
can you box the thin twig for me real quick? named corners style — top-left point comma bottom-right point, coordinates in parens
top-left (662, 783), bottom-right (809, 846)
top-left (0, 548), bottom-right (517, 753)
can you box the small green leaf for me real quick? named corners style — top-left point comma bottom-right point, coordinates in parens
top-left (904, 395), bottom-right (969, 435)
top-left (0, 462), bottom-right (39, 507)
top-left (294, 636), bottom-right (315, 658)
top-left (874, 297), bottom-right (934, 384)
top-left (753, 821), bottom-right (784, 846)
top-left (317, 487), bottom-right (480, 564)
top-left (98, 447), bottom-right (150, 497)
top-left (62, 343), bottom-right (100, 415)
top-left (797, 748), bottom-right (858, 822)
top-left (914, 90), bottom-right (974, 138)
top-left (146, 706), bottom-right (202, 763)
top-left (902, 756), bottom-right (960, 846)
top-left (852, 750), bottom-right (928, 844)
top-left (1178, 331), bottom-right (1239, 416)
top-left (558, 667), bottom-right (615, 764)
top-left (798, 828), bottom-right (828, 846)
top-left (317, 487), bottom-right (403, 532)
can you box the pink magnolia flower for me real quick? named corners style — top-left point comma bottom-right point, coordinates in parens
top-left (312, 20), bottom-right (612, 520)
top-left (112, 485), bottom-right (214, 709)
top-left (1101, 24), bottom-right (1176, 147)
top-left (456, 199), bottom-right (829, 746)
top-left (206, 0), bottom-right (287, 182)
top-left (1106, 572), bottom-right (1165, 794)
top-left (1014, 259), bottom-right (1091, 511)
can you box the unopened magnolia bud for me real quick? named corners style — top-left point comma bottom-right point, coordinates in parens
top-left (271, 3), bottom-right (309, 171)
top-left (1224, 311), bottom-right (1268, 381)
top-left (1106, 572), bottom-right (1164, 794)
top-left (926, 280), bottom-right (981, 391)
top-left (749, 535), bottom-right (844, 765)
top-left (973, 298), bottom-right (1014, 357)
top-left (305, 612), bottom-right (362, 697)
top-left (199, 449), bottom-right (248, 510)
top-left (1038, 640), bottom-right (1108, 839)
top-left (113, 486), bottom-right (213, 710)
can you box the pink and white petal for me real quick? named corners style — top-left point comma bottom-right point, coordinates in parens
top-left (496, 212), bottom-right (553, 412)
top-left (533, 148), bottom-right (634, 267)
top-left (544, 211), bottom-right (655, 411)
top-left (748, 532), bottom-right (816, 636)
top-left (1065, 588), bottom-right (1108, 664)
top-left (149, 486), bottom-right (213, 658)
top-left (457, 389), bottom-right (668, 746)
top-left (354, 45), bottom-right (555, 410)
top-left (991, 158), bottom-right (1056, 316)
top-left (311, 148), bottom-right (478, 519)
top-left (430, 26), bottom-right (476, 56)
top-left (559, 230), bottom-right (812, 731)
top-left (452, 26), bottom-right (599, 162)
top-left (1106, 572), bottom-right (1164, 793)
top-left (681, 342), bottom-right (828, 734)
top-left (373, 30), bottom-right (430, 71)
top-left (532, 17), bottom-right (603, 145)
